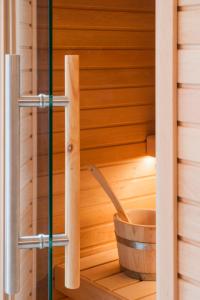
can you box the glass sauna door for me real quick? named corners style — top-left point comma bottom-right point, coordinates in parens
top-left (4, 1), bottom-right (80, 300)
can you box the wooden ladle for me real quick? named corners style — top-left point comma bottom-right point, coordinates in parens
top-left (89, 165), bottom-right (132, 224)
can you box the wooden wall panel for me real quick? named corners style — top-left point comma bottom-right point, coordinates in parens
top-left (179, 241), bottom-right (200, 282)
top-left (178, 1), bottom-right (200, 297)
top-left (179, 0), bottom-right (200, 5)
top-left (54, 68), bottom-right (155, 91)
top-left (179, 279), bottom-right (200, 300)
top-left (178, 10), bottom-right (200, 45)
top-left (178, 202), bottom-right (200, 243)
top-left (178, 50), bottom-right (200, 84)
top-left (53, 8), bottom-right (155, 30)
top-left (178, 88), bottom-right (200, 124)
top-left (178, 126), bottom-right (200, 163)
top-left (50, 0), bottom-right (156, 267)
top-left (178, 163), bottom-right (200, 205)
top-left (54, 30), bottom-right (154, 50)
top-left (53, 0), bottom-right (155, 12)
top-left (54, 49), bottom-right (155, 69)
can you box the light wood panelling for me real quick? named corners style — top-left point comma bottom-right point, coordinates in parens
top-left (179, 240), bottom-right (200, 281)
top-left (178, 2), bottom-right (200, 297)
top-left (178, 88), bottom-right (200, 124)
top-left (178, 201), bottom-right (200, 243)
top-left (18, 25), bottom-right (32, 48)
top-left (80, 143), bottom-right (146, 165)
top-left (80, 105), bottom-right (154, 129)
top-left (38, 171), bottom-right (155, 201)
top-left (178, 50), bottom-right (200, 84)
top-left (38, 194), bottom-right (155, 233)
top-left (178, 10), bottom-right (200, 45)
top-left (178, 163), bottom-right (200, 205)
top-left (179, 279), bottom-right (200, 300)
top-left (39, 122), bottom-right (154, 153)
top-left (179, 0), bottom-right (200, 5)
top-left (178, 126), bottom-right (200, 163)
top-left (38, 105), bottom-right (154, 132)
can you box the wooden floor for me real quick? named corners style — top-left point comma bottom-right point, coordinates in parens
top-left (55, 250), bottom-right (156, 300)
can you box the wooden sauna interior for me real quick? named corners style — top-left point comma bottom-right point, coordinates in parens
top-left (52, 1), bottom-right (156, 299)
top-left (17, 0), bottom-right (156, 299)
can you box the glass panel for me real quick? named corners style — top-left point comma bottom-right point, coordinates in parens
top-left (17, 0), bottom-right (53, 299)
top-left (36, 0), bottom-right (53, 299)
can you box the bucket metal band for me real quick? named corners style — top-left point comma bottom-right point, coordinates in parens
top-left (121, 266), bottom-right (156, 281)
top-left (116, 235), bottom-right (156, 250)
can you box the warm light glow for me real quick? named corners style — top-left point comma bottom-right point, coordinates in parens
top-left (142, 156), bottom-right (156, 168)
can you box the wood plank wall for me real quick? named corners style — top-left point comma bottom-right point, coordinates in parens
top-left (50, 0), bottom-right (156, 269)
top-left (15, 0), bottom-right (37, 299)
top-left (178, 0), bottom-right (200, 298)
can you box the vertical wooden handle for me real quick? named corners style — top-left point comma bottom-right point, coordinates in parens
top-left (89, 166), bottom-right (131, 223)
top-left (65, 55), bottom-right (80, 289)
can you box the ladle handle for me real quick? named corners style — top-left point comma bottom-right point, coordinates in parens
top-left (89, 166), bottom-right (131, 223)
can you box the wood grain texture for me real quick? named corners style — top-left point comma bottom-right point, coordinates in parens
top-left (115, 281), bottom-right (156, 300)
top-left (96, 272), bottom-right (135, 291)
top-left (178, 10), bottom-right (200, 45)
top-left (179, 279), bottom-right (200, 300)
top-left (53, 49), bottom-right (155, 70)
top-left (64, 55), bottom-right (80, 289)
top-left (54, 68), bottom-right (155, 91)
top-left (178, 163), bottom-right (200, 204)
top-left (53, 0), bottom-right (155, 12)
top-left (50, 0), bottom-right (156, 291)
top-left (114, 209), bottom-right (156, 275)
top-left (179, 0), bottom-right (200, 5)
top-left (178, 201), bottom-right (200, 243)
top-left (146, 135), bottom-right (155, 156)
top-left (89, 166), bottom-right (131, 223)
top-left (178, 50), bottom-right (200, 84)
top-left (179, 240), bottom-right (200, 281)
top-left (55, 255), bottom-right (156, 300)
top-left (156, 0), bottom-right (178, 299)
top-left (53, 29), bottom-right (155, 50)
top-left (52, 8), bottom-right (155, 31)
top-left (178, 3), bottom-right (200, 298)
top-left (178, 88), bottom-right (200, 124)
top-left (178, 126), bottom-right (200, 163)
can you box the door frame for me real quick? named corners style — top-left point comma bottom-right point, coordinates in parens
top-left (156, 0), bottom-right (178, 299)
top-left (0, 0), bottom-right (38, 298)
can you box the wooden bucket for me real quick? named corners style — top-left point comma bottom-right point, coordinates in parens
top-left (114, 209), bottom-right (156, 281)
